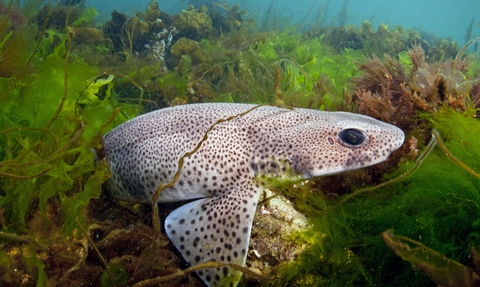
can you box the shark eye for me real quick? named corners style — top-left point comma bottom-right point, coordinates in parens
top-left (338, 129), bottom-right (367, 147)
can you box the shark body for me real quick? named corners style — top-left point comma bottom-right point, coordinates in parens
top-left (103, 103), bottom-right (405, 286)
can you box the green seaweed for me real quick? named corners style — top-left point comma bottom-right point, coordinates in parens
top-left (0, 29), bottom-right (12, 49)
top-left (71, 6), bottom-right (98, 27)
top-left (0, 11), bottom-right (147, 287)
top-left (0, 8), bottom-right (138, 284)
top-left (382, 229), bottom-right (480, 287)
top-left (100, 262), bottom-right (128, 287)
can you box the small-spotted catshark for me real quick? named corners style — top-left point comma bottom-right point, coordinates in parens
top-left (103, 103), bottom-right (405, 287)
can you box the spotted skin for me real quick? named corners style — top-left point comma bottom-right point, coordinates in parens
top-left (103, 103), bottom-right (405, 287)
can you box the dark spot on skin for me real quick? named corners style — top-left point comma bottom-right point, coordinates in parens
top-left (223, 266), bottom-right (229, 276)
top-left (193, 237), bottom-right (200, 247)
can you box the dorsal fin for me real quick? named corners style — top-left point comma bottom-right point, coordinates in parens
top-left (165, 183), bottom-right (261, 287)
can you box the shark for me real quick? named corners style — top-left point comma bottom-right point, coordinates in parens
top-left (102, 103), bottom-right (405, 287)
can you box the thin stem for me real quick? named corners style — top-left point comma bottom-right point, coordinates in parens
top-left (432, 129), bottom-right (480, 179)
top-left (0, 0), bottom-right (13, 34)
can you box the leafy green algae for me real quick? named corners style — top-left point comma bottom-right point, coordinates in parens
top-left (0, 3), bottom-right (142, 227)
top-left (271, 108), bottom-right (480, 286)
top-left (0, 15), bottom-right (137, 284)
top-left (1, 28), bottom-right (109, 231)
top-left (246, 31), bottom-right (361, 110)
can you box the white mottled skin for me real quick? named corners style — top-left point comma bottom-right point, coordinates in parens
top-left (103, 103), bottom-right (405, 287)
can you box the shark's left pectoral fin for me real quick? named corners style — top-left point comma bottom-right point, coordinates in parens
top-left (165, 186), bottom-right (261, 287)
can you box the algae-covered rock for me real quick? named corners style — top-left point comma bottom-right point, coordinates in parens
top-left (144, 0), bottom-right (161, 22)
top-left (129, 16), bottom-right (150, 34)
top-left (246, 189), bottom-right (311, 281)
top-left (360, 20), bottom-right (374, 37)
top-left (68, 27), bottom-right (108, 46)
top-left (103, 10), bottom-right (150, 56)
top-left (429, 39), bottom-right (460, 62)
top-left (173, 6), bottom-right (212, 40)
top-left (170, 37), bottom-right (210, 64)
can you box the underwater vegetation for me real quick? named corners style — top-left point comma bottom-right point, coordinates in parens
top-left (0, 0), bottom-right (479, 286)
top-left (352, 43), bottom-right (477, 130)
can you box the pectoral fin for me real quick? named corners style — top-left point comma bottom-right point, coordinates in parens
top-left (165, 187), bottom-right (260, 287)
